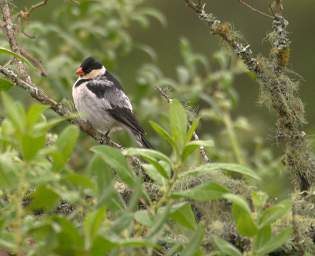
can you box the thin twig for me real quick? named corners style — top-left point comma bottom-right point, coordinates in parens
top-left (19, 0), bottom-right (49, 20)
top-left (239, 0), bottom-right (273, 19)
top-left (270, 0), bottom-right (284, 16)
top-left (20, 48), bottom-right (48, 76)
top-left (156, 87), bottom-right (210, 163)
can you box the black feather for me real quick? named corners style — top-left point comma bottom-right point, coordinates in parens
top-left (85, 72), bottom-right (123, 98)
top-left (86, 80), bottom-right (112, 98)
top-left (74, 78), bottom-right (91, 87)
top-left (108, 107), bottom-right (144, 134)
top-left (80, 56), bottom-right (103, 74)
top-left (107, 107), bottom-right (152, 148)
top-left (104, 72), bottom-right (123, 90)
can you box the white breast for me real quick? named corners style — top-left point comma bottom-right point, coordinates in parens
top-left (72, 81), bottom-right (115, 132)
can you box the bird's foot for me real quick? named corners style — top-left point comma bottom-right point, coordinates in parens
top-left (99, 131), bottom-right (110, 144)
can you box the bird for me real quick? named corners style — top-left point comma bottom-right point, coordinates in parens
top-left (72, 56), bottom-right (152, 148)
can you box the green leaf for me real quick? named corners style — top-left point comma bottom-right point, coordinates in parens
top-left (258, 200), bottom-right (291, 228)
top-left (52, 125), bottom-right (79, 171)
top-left (124, 148), bottom-right (171, 165)
top-left (90, 236), bottom-right (118, 255)
top-left (256, 228), bottom-right (292, 255)
top-left (142, 163), bottom-right (165, 186)
top-left (0, 47), bottom-right (34, 67)
top-left (182, 140), bottom-right (214, 161)
top-left (254, 225), bottom-right (272, 252)
top-left (181, 163), bottom-right (260, 181)
top-left (223, 194), bottom-right (258, 237)
top-left (26, 104), bottom-right (48, 129)
top-left (87, 155), bottom-right (125, 211)
top-left (29, 185), bottom-right (60, 211)
top-left (87, 155), bottom-right (113, 190)
top-left (147, 204), bottom-right (171, 238)
top-left (0, 152), bottom-right (18, 190)
top-left (123, 148), bottom-right (171, 178)
top-left (132, 15), bottom-right (150, 28)
top-left (134, 202), bottom-right (196, 230)
top-left (64, 173), bottom-right (94, 190)
top-left (169, 203), bottom-right (197, 230)
top-left (169, 99), bottom-right (188, 151)
top-left (150, 120), bottom-right (176, 148)
top-left (138, 8), bottom-right (167, 27)
top-left (185, 118), bottom-right (199, 143)
top-left (172, 181), bottom-right (229, 201)
top-left (134, 209), bottom-right (154, 227)
top-left (21, 133), bottom-right (46, 161)
top-left (213, 236), bottom-right (242, 256)
top-left (84, 207), bottom-right (106, 249)
top-left (1, 92), bottom-right (25, 131)
top-left (110, 212), bottom-right (134, 234)
top-left (252, 191), bottom-right (269, 210)
top-left (118, 239), bottom-right (156, 248)
top-left (92, 145), bottom-right (136, 188)
top-left (0, 232), bottom-right (15, 251)
top-left (0, 78), bottom-right (13, 91)
top-left (51, 216), bottom-right (84, 253)
top-left (181, 225), bottom-right (204, 256)
top-left (34, 116), bottom-right (65, 133)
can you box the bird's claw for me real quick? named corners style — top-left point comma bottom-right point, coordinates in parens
top-left (99, 132), bottom-right (110, 144)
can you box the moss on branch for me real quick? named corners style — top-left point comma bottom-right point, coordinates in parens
top-left (184, 0), bottom-right (315, 191)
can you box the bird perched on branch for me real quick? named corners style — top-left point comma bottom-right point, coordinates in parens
top-left (72, 56), bottom-right (152, 148)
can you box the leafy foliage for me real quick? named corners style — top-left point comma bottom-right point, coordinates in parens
top-left (0, 0), bottom-right (308, 255)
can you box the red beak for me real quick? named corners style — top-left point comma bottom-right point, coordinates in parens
top-left (76, 67), bottom-right (85, 77)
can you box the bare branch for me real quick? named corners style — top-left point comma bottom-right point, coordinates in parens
top-left (239, 0), bottom-right (273, 19)
top-left (0, 0), bottom-right (31, 82)
top-left (18, 0), bottom-right (49, 20)
top-left (156, 87), bottom-right (210, 163)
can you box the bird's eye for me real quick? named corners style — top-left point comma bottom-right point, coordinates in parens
top-left (85, 68), bottom-right (92, 73)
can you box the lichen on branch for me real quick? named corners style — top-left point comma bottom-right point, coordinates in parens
top-left (184, 0), bottom-right (315, 191)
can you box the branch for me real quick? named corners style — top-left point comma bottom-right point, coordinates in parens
top-left (19, 0), bottom-right (49, 20)
top-left (269, 12), bottom-right (290, 72)
top-left (270, 0), bottom-right (284, 16)
top-left (239, 0), bottom-right (273, 19)
top-left (184, 0), bottom-right (315, 191)
top-left (1, 0), bottom-right (30, 82)
top-left (156, 87), bottom-right (210, 163)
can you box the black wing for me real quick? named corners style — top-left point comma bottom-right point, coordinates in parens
top-left (86, 75), bottom-right (133, 110)
top-left (107, 107), bottom-right (144, 135)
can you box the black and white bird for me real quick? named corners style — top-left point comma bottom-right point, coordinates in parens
top-left (72, 57), bottom-right (152, 148)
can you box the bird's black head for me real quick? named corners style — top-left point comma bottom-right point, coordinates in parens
top-left (76, 57), bottom-right (103, 77)
top-left (80, 56), bottom-right (103, 74)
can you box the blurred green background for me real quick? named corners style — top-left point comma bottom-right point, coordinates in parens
top-left (13, 0), bottom-right (315, 133)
